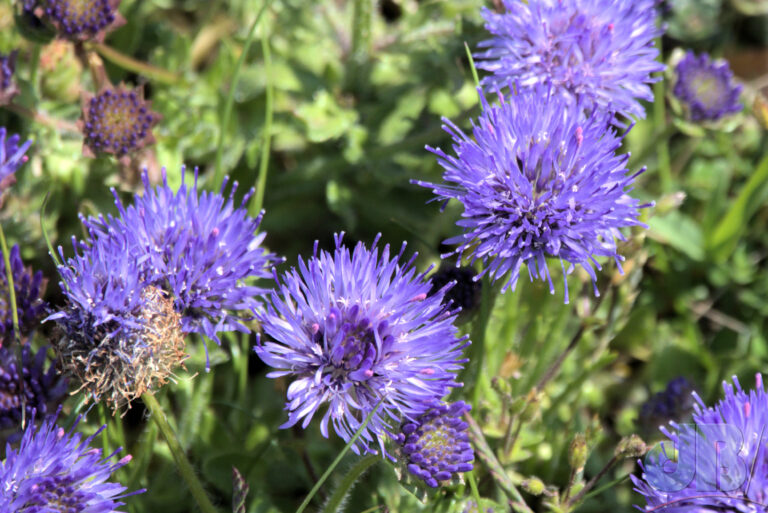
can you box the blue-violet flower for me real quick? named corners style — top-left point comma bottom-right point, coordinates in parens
top-left (0, 413), bottom-right (139, 512)
top-left (0, 51), bottom-right (20, 105)
top-left (255, 234), bottom-right (468, 455)
top-left (416, 86), bottom-right (648, 302)
top-left (397, 401), bottom-right (474, 488)
top-left (673, 51), bottom-right (743, 122)
top-left (633, 374), bottom-right (768, 512)
top-left (476, 0), bottom-right (664, 120)
top-left (82, 167), bottom-right (281, 355)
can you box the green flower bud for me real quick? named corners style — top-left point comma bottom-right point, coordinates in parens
top-left (569, 434), bottom-right (588, 472)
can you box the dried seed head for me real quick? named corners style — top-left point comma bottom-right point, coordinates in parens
top-left (55, 286), bottom-right (186, 413)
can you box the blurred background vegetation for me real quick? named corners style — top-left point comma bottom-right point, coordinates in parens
top-left (1, 0), bottom-right (768, 511)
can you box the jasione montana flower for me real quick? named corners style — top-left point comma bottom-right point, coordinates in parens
top-left (633, 374), bottom-right (768, 512)
top-left (476, 0), bottom-right (664, 120)
top-left (255, 234), bottom-right (469, 455)
top-left (82, 168), bottom-right (281, 354)
top-left (0, 412), bottom-right (140, 511)
top-left (673, 51), bottom-right (743, 122)
top-left (415, 85), bottom-right (649, 302)
top-left (0, 244), bottom-right (49, 345)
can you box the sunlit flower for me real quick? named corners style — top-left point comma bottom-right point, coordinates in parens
top-left (48, 234), bottom-right (186, 410)
top-left (255, 234), bottom-right (468, 455)
top-left (476, 0), bottom-right (664, 120)
top-left (416, 85), bottom-right (648, 302)
top-left (0, 412), bottom-right (140, 511)
top-left (83, 167), bottom-right (281, 360)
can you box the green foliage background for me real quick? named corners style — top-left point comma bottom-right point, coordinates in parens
top-left (1, 0), bottom-right (767, 511)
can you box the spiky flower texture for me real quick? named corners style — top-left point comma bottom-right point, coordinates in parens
top-left (673, 51), bottom-right (743, 122)
top-left (83, 168), bottom-right (281, 348)
top-left (633, 374), bottom-right (768, 512)
top-left (0, 414), bottom-right (137, 512)
top-left (255, 235), bottom-right (468, 455)
top-left (417, 87), bottom-right (648, 302)
top-left (49, 235), bottom-right (187, 410)
top-left (477, 0), bottom-right (664, 120)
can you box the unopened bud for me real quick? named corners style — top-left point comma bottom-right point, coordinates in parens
top-left (615, 434), bottom-right (647, 459)
top-left (655, 191), bottom-right (686, 215)
top-left (569, 434), bottom-right (588, 472)
top-left (522, 476), bottom-right (545, 496)
top-left (491, 376), bottom-right (512, 398)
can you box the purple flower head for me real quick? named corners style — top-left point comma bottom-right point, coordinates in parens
top-left (673, 51), bottom-right (743, 122)
top-left (0, 244), bottom-right (49, 346)
top-left (0, 51), bottom-right (20, 105)
top-left (396, 401), bottom-right (474, 488)
top-left (48, 234), bottom-right (186, 410)
top-left (83, 167), bottom-right (281, 360)
top-left (0, 345), bottom-right (67, 431)
top-left (415, 85), bottom-right (648, 302)
top-left (0, 127), bottom-right (32, 195)
top-left (36, 0), bottom-right (124, 41)
top-left (79, 84), bottom-right (160, 159)
top-left (476, 0), bottom-right (665, 120)
top-left (255, 234), bottom-right (469, 456)
top-left (0, 412), bottom-right (140, 512)
top-left (633, 374), bottom-right (768, 512)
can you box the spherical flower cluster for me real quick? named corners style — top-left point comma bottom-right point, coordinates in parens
top-left (0, 51), bottom-right (19, 105)
top-left (633, 374), bottom-right (768, 512)
top-left (0, 127), bottom-right (32, 196)
top-left (32, 0), bottom-right (125, 41)
top-left (80, 85), bottom-right (159, 159)
top-left (48, 230), bottom-right (187, 410)
top-left (476, 0), bottom-right (664, 120)
top-left (255, 234), bottom-right (469, 455)
top-left (638, 377), bottom-right (696, 436)
top-left (0, 244), bottom-right (49, 345)
top-left (397, 401), bottom-right (474, 488)
top-left (83, 167), bottom-right (281, 348)
top-left (673, 51), bottom-right (743, 122)
top-left (416, 86), bottom-right (648, 302)
top-left (0, 413), bottom-right (138, 512)
top-left (0, 345), bottom-right (67, 430)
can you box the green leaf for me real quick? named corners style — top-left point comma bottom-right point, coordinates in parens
top-left (706, 153), bottom-right (768, 262)
top-left (295, 90), bottom-right (359, 143)
top-left (647, 211), bottom-right (705, 261)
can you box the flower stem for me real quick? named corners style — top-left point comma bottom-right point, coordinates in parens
top-left (212, 0), bottom-right (271, 190)
top-left (295, 400), bottom-right (384, 513)
top-left (85, 42), bottom-right (182, 85)
top-left (465, 412), bottom-right (533, 513)
top-left (347, 0), bottom-right (372, 92)
top-left (564, 455), bottom-right (619, 509)
top-left (142, 392), bottom-right (220, 513)
top-left (248, 28), bottom-right (273, 217)
top-left (3, 103), bottom-right (80, 133)
top-left (0, 223), bottom-right (25, 427)
top-left (653, 68), bottom-right (672, 192)
top-left (321, 454), bottom-right (380, 513)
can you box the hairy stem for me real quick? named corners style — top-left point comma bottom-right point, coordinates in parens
top-left (321, 455), bottom-right (380, 513)
top-left (142, 392), bottom-right (220, 513)
top-left (248, 28), bottom-right (273, 217)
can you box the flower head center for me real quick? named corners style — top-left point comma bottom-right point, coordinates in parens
top-left (24, 474), bottom-right (88, 512)
top-left (84, 88), bottom-right (155, 156)
top-left (690, 72), bottom-right (725, 109)
top-left (45, 0), bottom-right (116, 37)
